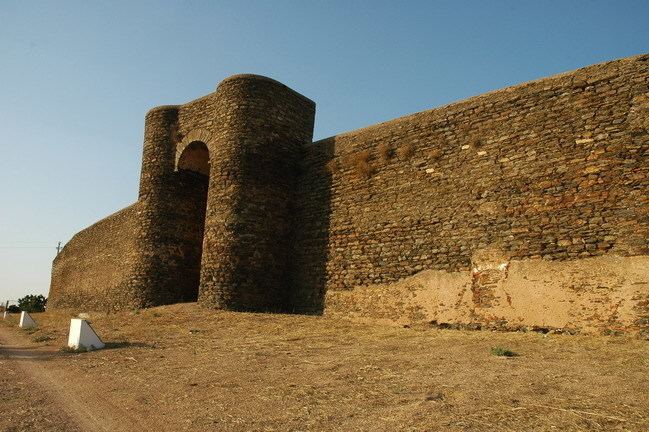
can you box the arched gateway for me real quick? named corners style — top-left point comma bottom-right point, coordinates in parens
top-left (175, 140), bottom-right (210, 301)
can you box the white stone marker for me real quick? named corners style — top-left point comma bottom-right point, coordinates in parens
top-left (67, 319), bottom-right (105, 351)
top-left (19, 311), bottom-right (37, 329)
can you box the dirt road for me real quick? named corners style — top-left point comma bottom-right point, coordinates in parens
top-left (0, 326), bottom-right (164, 432)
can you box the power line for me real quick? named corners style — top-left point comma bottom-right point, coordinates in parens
top-left (0, 241), bottom-right (53, 244)
top-left (0, 246), bottom-right (58, 249)
top-left (0, 241), bottom-right (63, 250)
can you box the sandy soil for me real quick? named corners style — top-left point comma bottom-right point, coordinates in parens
top-left (0, 304), bottom-right (648, 431)
top-left (0, 332), bottom-right (80, 432)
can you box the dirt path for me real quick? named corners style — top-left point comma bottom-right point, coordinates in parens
top-left (0, 326), bottom-right (160, 432)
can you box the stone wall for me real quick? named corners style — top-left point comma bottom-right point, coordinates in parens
top-left (292, 54), bottom-right (649, 323)
top-left (49, 55), bottom-right (648, 333)
top-left (324, 255), bottom-right (649, 336)
top-left (49, 203), bottom-right (143, 310)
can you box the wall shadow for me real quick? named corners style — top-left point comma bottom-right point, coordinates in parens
top-left (286, 137), bottom-right (335, 314)
top-left (146, 138), bottom-right (209, 306)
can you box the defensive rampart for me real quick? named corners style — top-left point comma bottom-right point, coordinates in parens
top-left (50, 55), bottom-right (649, 334)
top-left (49, 203), bottom-right (143, 310)
top-left (292, 54), bottom-right (648, 333)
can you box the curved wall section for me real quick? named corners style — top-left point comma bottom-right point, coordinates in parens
top-left (198, 75), bottom-right (316, 311)
top-left (49, 203), bottom-right (144, 310)
top-left (139, 106), bottom-right (180, 200)
top-left (137, 105), bottom-right (214, 306)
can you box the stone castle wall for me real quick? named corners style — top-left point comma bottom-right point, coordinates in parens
top-left (293, 54), bottom-right (649, 310)
top-left (49, 203), bottom-right (144, 310)
top-left (49, 55), bottom-right (649, 333)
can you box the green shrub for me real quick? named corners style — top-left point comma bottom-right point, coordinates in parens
top-left (491, 346), bottom-right (517, 357)
top-left (17, 294), bottom-right (47, 313)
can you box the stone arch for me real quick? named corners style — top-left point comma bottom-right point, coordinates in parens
top-left (175, 128), bottom-right (214, 172)
top-left (178, 141), bottom-right (210, 176)
top-left (172, 129), bottom-right (213, 303)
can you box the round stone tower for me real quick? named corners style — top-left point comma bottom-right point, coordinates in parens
top-left (138, 105), bottom-right (180, 201)
top-left (136, 105), bottom-right (186, 306)
top-left (198, 75), bottom-right (316, 311)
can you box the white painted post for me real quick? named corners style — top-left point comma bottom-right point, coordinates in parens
top-left (2, 311), bottom-right (8, 319)
top-left (19, 311), bottom-right (37, 329)
top-left (67, 319), bottom-right (105, 351)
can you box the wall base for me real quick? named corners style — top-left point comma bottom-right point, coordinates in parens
top-left (325, 254), bottom-right (649, 336)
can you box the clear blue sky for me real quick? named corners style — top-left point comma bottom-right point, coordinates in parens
top-left (1, 0), bottom-right (647, 303)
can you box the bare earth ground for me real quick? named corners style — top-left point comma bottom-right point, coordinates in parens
top-left (0, 304), bottom-right (647, 432)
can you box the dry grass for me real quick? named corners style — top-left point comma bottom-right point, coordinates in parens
top-left (355, 162), bottom-right (374, 179)
top-left (396, 142), bottom-right (415, 160)
top-left (377, 142), bottom-right (393, 163)
top-left (344, 150), bottom-right (374, 179)
top-left (4, 304), bottom-right (647, 431)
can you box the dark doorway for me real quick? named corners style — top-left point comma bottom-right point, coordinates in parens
top-left (175, 141), bottom-right (210, 301)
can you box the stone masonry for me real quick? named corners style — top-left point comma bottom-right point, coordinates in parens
top-left (49, 55), bottom-right (649, 334)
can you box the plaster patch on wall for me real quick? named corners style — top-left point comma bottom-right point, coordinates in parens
top-left (469, 246), bottom-right (511, 309)
top-left (325, 255), bottom-right (649, 336)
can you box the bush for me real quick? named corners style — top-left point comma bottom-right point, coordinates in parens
top-left (396, 142), bottom-right (415, 160)
top-left (490, 346), bottom-right (517, 357)
top-left (349, 150), bottom-right (374, 179)
top-left (377, 143), bottom-right (393, 163)
top-left (6, 305), bottom-right (20, 313)
top-left (17, 294), bottom-right (47, 313)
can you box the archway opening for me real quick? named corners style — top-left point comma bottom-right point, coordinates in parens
top-left (178, 141), bottom-right (210, 176)
top-left (175, 141), bottom-right (210, 302)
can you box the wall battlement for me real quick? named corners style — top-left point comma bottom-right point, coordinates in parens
top-left (49, 55), bottom-right (649, 334)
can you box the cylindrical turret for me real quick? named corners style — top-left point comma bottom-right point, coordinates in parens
top-left (134, 105), bottom-right (183, 307)
top-left (198, 75), bottom-right (315, 311)
top-left (138, 105), bottom-right (180, 200)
